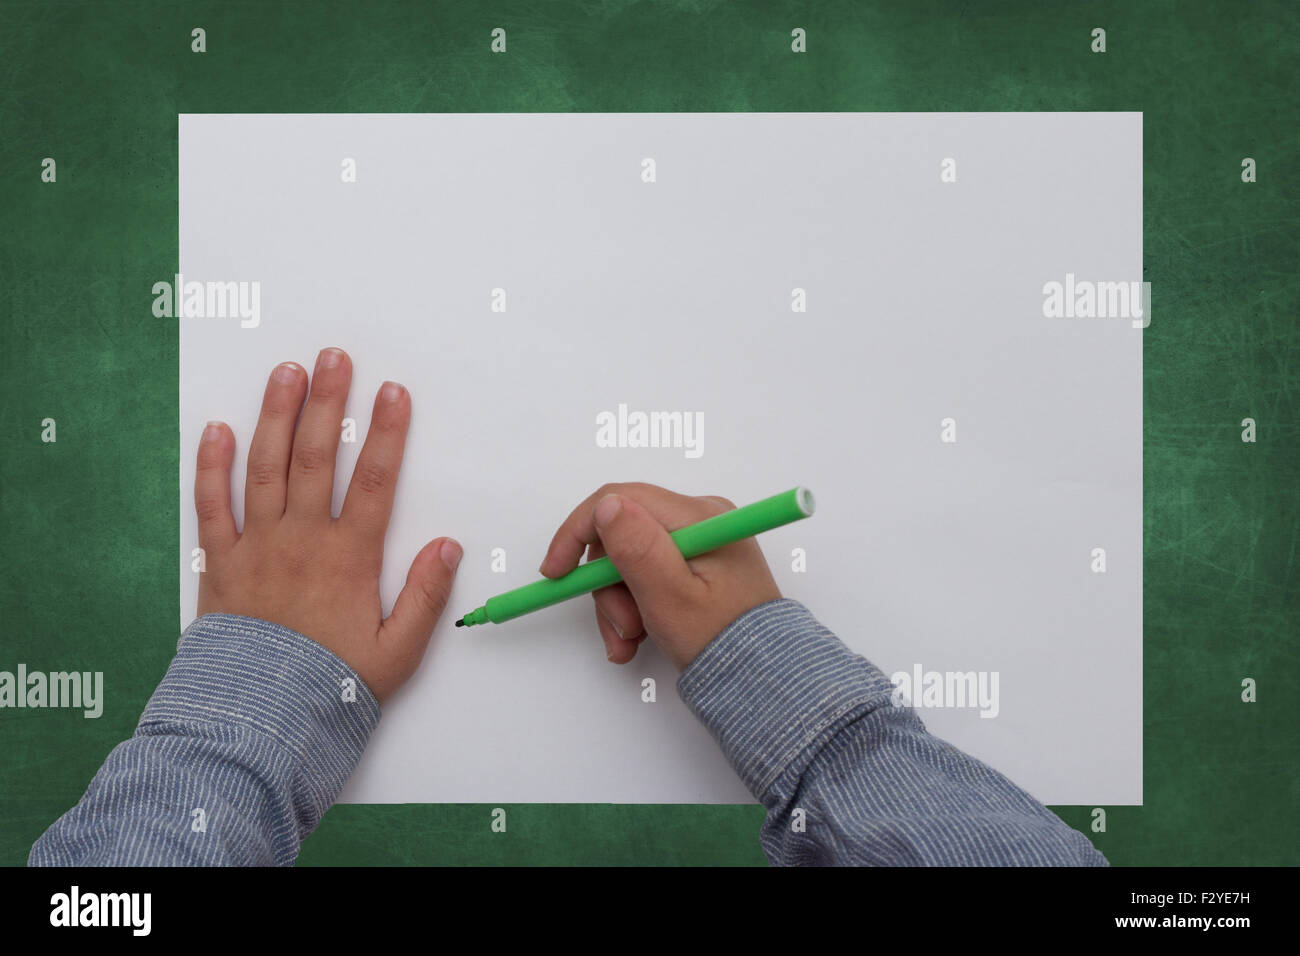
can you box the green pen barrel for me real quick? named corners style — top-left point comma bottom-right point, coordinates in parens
top-left (480, 487), bottom-right (815, 624)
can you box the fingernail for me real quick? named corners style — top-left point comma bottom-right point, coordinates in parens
top-left (273, 362), bottom-right (300, 384)
top-left (601, 608), bottom-right (625, 640)
top-left (319, 347), bottom-right (344, 369)
top-left (380, 381), bottom-right (403, 403)
top-left (440, 539), bottom-right (463, 571)
top-left (594, 494), bottom-right (622, 528)
top-left (202, 421), bottom-right (223, 442)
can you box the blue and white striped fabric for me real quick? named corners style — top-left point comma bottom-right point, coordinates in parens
top-left (679, 599), bottom-right (1107, 866)
top-left (30, 615), bottom-right (379, 866)
top-left (31, 601), bottom-right (1106, 866)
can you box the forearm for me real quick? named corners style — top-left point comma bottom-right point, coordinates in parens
top-left (30, 614), bottom-right (378, 866)
top-left (677, 599), bottom-right (1107, 866)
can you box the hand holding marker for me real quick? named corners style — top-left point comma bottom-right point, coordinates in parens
top-left (455, 487), bottom-right (816, 628)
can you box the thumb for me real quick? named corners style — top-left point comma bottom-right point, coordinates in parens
top-left (381, 537), bottom-right (462, 660)
top-left (593, 494), bottom-right (699, 610)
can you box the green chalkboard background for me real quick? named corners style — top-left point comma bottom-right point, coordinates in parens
top-left (0, 0), bottom-right (1295, 866)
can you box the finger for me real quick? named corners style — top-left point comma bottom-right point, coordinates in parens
top-left (194, 421), bottom-right (237, 551)
top-left (380, 537), bottom-right (463, 663)
top-left (591, 581), bottom-right (645, 642)
top-left (593, 588), bottom-right (645, 664)
top-left (697, 495), bottom-right (736, 514)
top-left (583, 538), bottom-right (645, 659)
top-left (595, 602), bottom-right (643, 664)
top-left (287, 347), bottom-right (352, 518)
top-left (539, 482), bottom-right (713, 578)
top-left (244, 362), bottom-right (308, 527)
top-left (340, 382), bottom-right (410, 542)
top-left (591, 493), bottom-right (702, 610)
top-left (539, 483), bottom-right (643, 576)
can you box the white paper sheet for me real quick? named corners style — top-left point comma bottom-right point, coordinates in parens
top-left (180, 112), bottom-right (1142, 805)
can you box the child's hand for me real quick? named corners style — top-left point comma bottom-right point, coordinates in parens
top-left (539, 483), bottom-right (780, 670)
top-left (193, 348), bottom-right (461, 703)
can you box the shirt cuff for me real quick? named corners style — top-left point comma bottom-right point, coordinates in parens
top-left (141, 614), bottom-right (381, 821)
top-left (676, 598), bottom-right (895, 799)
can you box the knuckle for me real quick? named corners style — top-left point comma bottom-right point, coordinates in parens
top-left (417, 572), bottom-right (452, 613)
top-left (194, 496), bottom-right (227, 525)
top-left (614, 526), bottom-right (656, 567)
top-left (292, 445), bottom-right (330, 478)
top-left (308, 377), bottom-right (346, 401)
top-left (263, 388), bottom-right (302, 416)
top-left (351, 460), bottom-right (392, 497)
top-left (367, 408), bottom-right (403, 435)
top-left (701, 495), bottom-right (736, 515)
top-left (195, 444), bottom-right (224, 470)
top-left (246, 458), bottom-right (282, 489)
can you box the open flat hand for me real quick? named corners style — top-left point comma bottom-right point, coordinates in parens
top-left (193, 347), bottom-right (461, 703)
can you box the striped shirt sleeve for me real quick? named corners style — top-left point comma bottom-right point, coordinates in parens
top-left (33, 602), bottom-right (1108, 866)
top-left (29, 614), bottom-right (379, 866)
top-left (676, 598), bottom-right (1109, 866)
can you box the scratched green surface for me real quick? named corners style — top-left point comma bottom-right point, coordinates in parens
top-left (0, 0), bottom-right (1295, 866)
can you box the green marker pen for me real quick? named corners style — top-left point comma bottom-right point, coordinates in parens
top-left (454, 487), bottom-right (815, 628)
